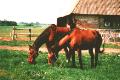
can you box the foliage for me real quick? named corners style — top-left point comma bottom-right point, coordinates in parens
top-left (25, 23), bottom-right (34, 26)
top-left (0, 20), bottom-right (17, 26)
top-left (0, 49), bottom-right (120, 80)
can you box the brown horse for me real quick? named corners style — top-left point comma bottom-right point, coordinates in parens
top-left (28, 24), bottom-right (70, 64)
top-left (51, 28), bottom-right (104, 69)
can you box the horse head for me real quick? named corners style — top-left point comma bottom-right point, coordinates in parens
top-left (27, 45), bottom-right (38, 64)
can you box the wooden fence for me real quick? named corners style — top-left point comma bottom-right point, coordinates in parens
top-left (10, 26), bottom-right (120, 43)
top-left (10, 26), bottom-right (39, 41)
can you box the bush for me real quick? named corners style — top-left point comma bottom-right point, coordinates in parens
top-left (0, 20), bottom-right (17, 26)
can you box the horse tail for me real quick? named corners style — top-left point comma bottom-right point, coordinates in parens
top-left (59, 35), bottom-right (70, 46)
top-left (99, 41), bottom-right (105, 53)
top-left (96, 31), bottom-right (105, 53)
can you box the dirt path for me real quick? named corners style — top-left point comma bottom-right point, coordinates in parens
top-left (0, 37), bottom-right (119, 54)
top-left (0, 46), bottom-right (29, 51)
top-left (0, 46), bottom-right (47, 52)
top-left (0, 46), bottom-right (120, 54)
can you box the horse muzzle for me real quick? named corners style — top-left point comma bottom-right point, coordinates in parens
top-left (48, 53), bottom-right (57, 64)
top-left (27, 58), bottom-right (36, 64)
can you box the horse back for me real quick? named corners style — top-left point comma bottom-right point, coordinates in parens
top-left (70, 28), bottom-right (102, 49)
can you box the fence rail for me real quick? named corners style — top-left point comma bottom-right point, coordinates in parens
top-left (10, 26), bottom-right (39, 41)
top-left (10, 26), bottom-right (120, 43)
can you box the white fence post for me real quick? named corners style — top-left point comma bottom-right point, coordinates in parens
top-left (11, 26), bottom-right (16, 40)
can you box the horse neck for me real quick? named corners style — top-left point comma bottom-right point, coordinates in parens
top-left (32, 32), bottom-right (48, 51)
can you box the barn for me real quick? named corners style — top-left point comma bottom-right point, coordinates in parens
top-left (57, 0), bottom-right (120, 29)
top-left (57, 13), bottom-right (76, 29)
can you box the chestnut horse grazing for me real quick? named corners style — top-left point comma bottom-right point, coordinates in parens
top-left (28, 24), bottom-right (70, 64)
top-left (52, 28), bottom-right (104, 69)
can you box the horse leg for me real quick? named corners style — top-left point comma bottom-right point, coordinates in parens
top-left (47, 47), bottom-right (52, 64)
top-left (46, 44), bottom-right (56, 64)
top-left (71, 49), bottom-right (76, 67)
top-left (95, 48), bottom-right (99, 67)
top-left (77, 49), bottom-right (83, 69)
top-left (64, 47), bottom-right (70, 63)
top-left (89, 48), bottom-right (94, 68)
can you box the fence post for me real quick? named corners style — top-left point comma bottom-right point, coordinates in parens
top-left (12, 26), bottom-right (16, 40)
top-left (29, 28), bottom-right (32, 41)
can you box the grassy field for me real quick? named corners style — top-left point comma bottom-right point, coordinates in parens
top-left (0, 26), bottom-right (120, 79)
top-left (0, 40), bottom-right (33, 46)
top-left (0, 26), bottom-right (46, 38)
top-left (0, 26), bottom-right (12, 37)
top-left (0, 40), bottom-right (120, 49)
top-left (0, 49), bottom-right (120, 80)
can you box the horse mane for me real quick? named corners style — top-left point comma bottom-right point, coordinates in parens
top-left (32, 24), bottom-right (70, 51)
top-left (32, 24), bottom-right (56, 50)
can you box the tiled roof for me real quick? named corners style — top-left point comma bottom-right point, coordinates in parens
top-left (72, 0), bottom-right (120, 15)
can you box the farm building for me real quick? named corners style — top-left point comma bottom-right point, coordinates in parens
top-left (57, 0), bottom-right (120, 29)
top-left (57, 13), bottom-right (76, 29)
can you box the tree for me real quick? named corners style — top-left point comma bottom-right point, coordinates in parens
top-left (0, 20), bottom-right (17, 26)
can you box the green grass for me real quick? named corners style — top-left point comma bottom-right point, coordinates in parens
top-left (0, 40), bottom-right (31, 46)
top-left (0, 49), bottom-right (120, 80)
top-left (0, 26), bottom-right (46, 38)
top-left (0, 40), bottom-right (47, 47)
top-left (0, 40), bottom-right (33, 46)
top-left (0, 40), bottom-right (120, 49)
top-left (104, 43), bottom-right (120, 49)
top-left (0, 26), bottom-right (13, 37)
